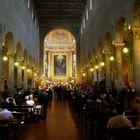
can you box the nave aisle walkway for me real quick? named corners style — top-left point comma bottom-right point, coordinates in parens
top-left (19, 100), bottom-right (90, 140)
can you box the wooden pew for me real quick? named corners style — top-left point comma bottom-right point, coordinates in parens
top-left (8, 105), bottom-right (34, 124)
top-left (33, 105), bottom-right (43, 122)
top-left (0, 119), bottom-right (14, 140)
top-left (107, 127), bottom-right (140, 140)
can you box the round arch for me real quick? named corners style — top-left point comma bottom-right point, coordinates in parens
top-left (29, 55), bottom-right (32, 66)
top-left (23, 49), bottom-right (28, 65)
top-left (5, 32), bottom-right (14, 54)
top-left (104, 32), bottom-right (112, 43)
top-left (44, 27), bottom-right (77, 42)
top-left (132, 0), bottom-right (140, 27)
top-left (0, 23), bottom-right (2, 46)
top-left (44, 28), bottom-right (77, 84)
top-left (16, 42), bottom-right (22, 59)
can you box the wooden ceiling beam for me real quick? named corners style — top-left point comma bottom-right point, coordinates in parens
top-left (38, 12), bottom-right (82, 17)
top-left (39, 18), bottom-right (81, 24)
top-left (36, 8), bottom-right (83, 13)
top-left (35, 5), bottom-right (84, 10)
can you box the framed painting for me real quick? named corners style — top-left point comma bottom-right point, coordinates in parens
top-left (54, 55), bottom-right (66, 76)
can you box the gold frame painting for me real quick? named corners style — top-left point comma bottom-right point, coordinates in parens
top-left (52, 53), bottom-right (68, 80)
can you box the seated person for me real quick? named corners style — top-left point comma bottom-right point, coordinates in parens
top-left (26, 95), bottom-right (35, 106)
top-left (5, 97), bottom-right (16, 106)
top-left (107, 102), bottom-right (132, 128)
top-left (26, 95), bottom-right (35, 112)
top-left (0, 101), bottom-right (13, 120)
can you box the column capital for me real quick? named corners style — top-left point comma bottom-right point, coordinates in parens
top-left (7, 52), bottom-right (14, 58)
top-left (132, 27), bottom-right (140, 40)
top-left (113, 42), bottom-right (125, 47)
top-left (103, 50), bottom-right (112, 56)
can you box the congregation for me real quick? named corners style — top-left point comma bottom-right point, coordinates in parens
top-left (0, 83), bottom-right (140, 140)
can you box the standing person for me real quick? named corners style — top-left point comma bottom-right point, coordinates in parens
top-left (40, 90), bottom-right (49, 120)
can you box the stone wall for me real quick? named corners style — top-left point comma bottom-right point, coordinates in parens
top-left (81, 0), bottom-right (135, 63)
top-left (0, 0), bottom-right (40, 60)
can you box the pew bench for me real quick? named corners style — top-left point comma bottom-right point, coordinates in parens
top-left (107, 127), bottom-right (140, 140)
top-left (0, 119), bottom-right (14, 140)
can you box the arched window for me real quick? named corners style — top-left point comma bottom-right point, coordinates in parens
top-left (86, 9), bottom-right (88, 20)
top-left (28, 0), bottom-right (30, 8)
top-left (90, 0), bottom-right (92, 10)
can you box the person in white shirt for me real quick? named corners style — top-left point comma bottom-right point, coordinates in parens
top-left (26, 95), bottom-right (35, 106)
top-left (0, 101), bottom-right (13, 120)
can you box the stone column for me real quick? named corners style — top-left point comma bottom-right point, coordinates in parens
top-left (8, 53), bottom-right (14, 92)
top-left (114, 42), bottom-right (125, 92)
top-left (0, 57), bottom-right (2, 99)
top-left (0, 58), bottom-right (2, 90)
top-left (104, 52), bottom-right (111, 88)
top-left (97, 56), bottom-right (103, 82)
top-left (48, 51), bottom-right (51, 78)
top-left (133, 28), bottom-right (140, 95)
top-left (69, 51), bottom-right (73, 78)
top-left (32, 67), bottom-right (35, 88)
top-left (24, 65), bottom-right (28, 90)
top-left (88, 62), bottom-right (93, 85)
top-left (91, 59), bottom-right (96, 85)
top-left (17, 59), bottom-right (22, 88)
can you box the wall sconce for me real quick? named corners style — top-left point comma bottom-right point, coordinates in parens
top-left (100, 62), bottom-right (105, 67)
top-left (110, 56), bottom-right (114, 61)
top-left (128, 24), bottom-right (131, 30)
top-left (22, 66), bottom-right (25, 70)
top-left (3, 56), bottom-right (8, 61)
top-left (14, 51), bottom-right (19, 66)
top-left (34, 73), bottom-right (37, 76)
top-left (14, 62), bottom-right (19, 66)
top-left (82, 73), bottom-right (86, 77)
top-left (86, 65), bottom-right (89, 68)
top-left (1, 43), bottom-right (8, 61)
top-left (90, 68), bottom-right (94, 72)
top-left (27, 68), bottom-right (30, 72)
top-left (123, 47), bottom-right (129, 54)
top-left (95, 65), bottom-right (99, 69)
top-left (112, 41), bottom-right (115, 45)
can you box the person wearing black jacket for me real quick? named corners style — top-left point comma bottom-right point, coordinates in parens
top-left (39, 90), bottom-right (49, 120)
